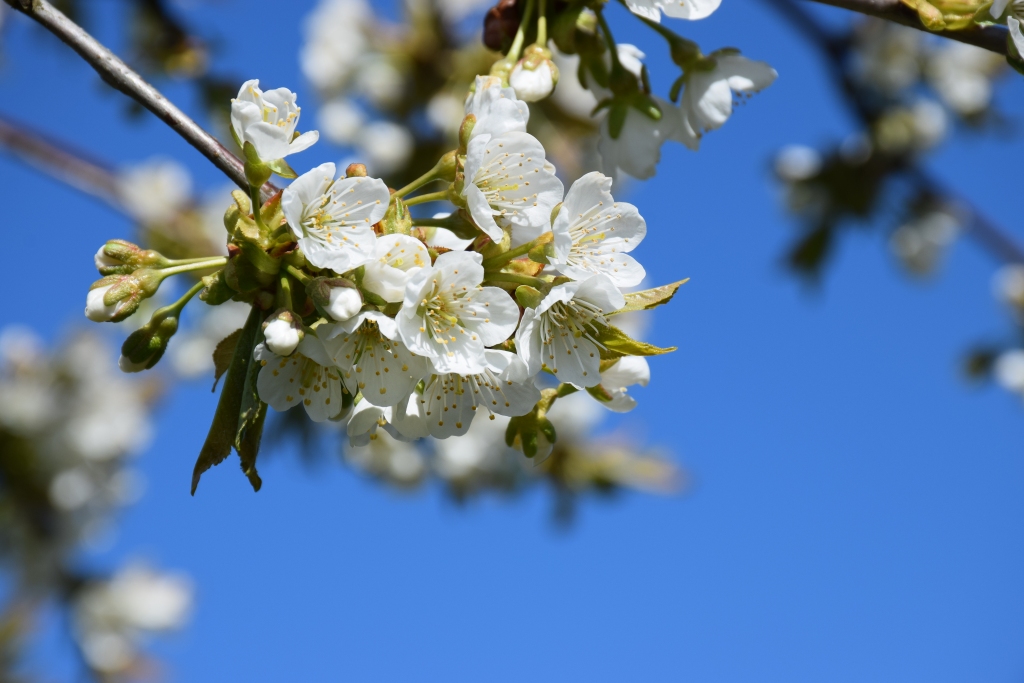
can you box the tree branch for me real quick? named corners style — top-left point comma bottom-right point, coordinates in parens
top-left (801, 0), bottom-right (1009, 54)
top-left (1, 0), bottom-right (279, 199)
top-left (0, 114), bottom-right (120, 206)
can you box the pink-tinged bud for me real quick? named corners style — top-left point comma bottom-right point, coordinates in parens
top-left (85, 269), bottom-right (165, 323)
top-left (509, 45), bottom-right (559, 103)
top-left (263, 309), bottom-right (303, 356)
top-left (94, 239), bottom-right (168, 275)
top-left (85, 285), bottom-right (118, 322)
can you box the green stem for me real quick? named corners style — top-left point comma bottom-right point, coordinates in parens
top-left (163, 255), bottom-right (227, 267)
top-left (484, 272), bottom-right (548, 288)
top-left (249, 184), bottom-right (268, 232)
top-left (403, 190), bottom-right (450, 207)
top-left (277, 273), bottom-right (293, 310)
top-left (159, 257), bottom-right (227, 279)
top-left (153, 278), bottom-right (205, 319)
top-left (506, 0), bottom-right (536, 63)
top-left (285, 264), bottom-right (312, 286)
top-left (596, 9), bottom-right (622, 70)
top-left (482, 234), bottom-right (550, 270)
top-left (395, 153), bottom-right (454, 198)
top-left (537, 0), bottom-right (547, 45)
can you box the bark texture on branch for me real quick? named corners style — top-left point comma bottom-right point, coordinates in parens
top-left (1, 0), bottom-right (279, 199)
top-left (804, 0), bottom-right (1008, 54)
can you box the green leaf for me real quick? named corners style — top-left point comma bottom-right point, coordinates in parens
top-left (234, 322), bottom-right (267, 493)
top-left (611, 278), bottom-right (689, 314)
top-left (266, 158), bottom-right (298, 179)
top-left (191, 305), bottom-right (260, 495)
top-left (596, 325), bottom-right (676, 360)
top-left (211, 328), bottom-right (243, 392)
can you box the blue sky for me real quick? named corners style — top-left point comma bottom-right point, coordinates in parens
top-left (3, 0), bottom-right (1024, 680)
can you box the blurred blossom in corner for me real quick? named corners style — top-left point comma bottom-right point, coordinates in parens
top-left (994, 350), bottom-right (1024, 394)
top-left (301, 0), bottom-right (370, 93)
top-left (992, 264), bottom-right (1024, 309)
top-left (319, 99), bottom-right (365, 145)
top-left (926, 41), bottom-right (1003, 117)
top-left (117, 158), bottom-right (193, 225)
top-left (74, 564), bottom-right (193, 675)
top-left (890, 210), bottom-right (958, 275)
top-left (774, 145), bottom-right (822, 182)
top-left (358, 121), bottom-right (414, 176)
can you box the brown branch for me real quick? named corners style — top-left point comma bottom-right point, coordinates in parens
top-left (802, 0), bottom-right (1009, 54)
top-left (1, 0), bottom-right (279, 199)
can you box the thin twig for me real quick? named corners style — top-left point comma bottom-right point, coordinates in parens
top-left (765, 0), bottom-right (1024, 264)
top-left (0, 114), bottom-right (120, 206)
top-left (1, 0), bottom-right (279, 199)
top-left (802, 0), bottom-right (1008, 54)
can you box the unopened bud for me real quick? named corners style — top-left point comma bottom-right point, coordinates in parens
top-left (345, 163), bottom-right (368, 178)
top-left (243, 142), bottom-right (272, 187)
top-left (263, 309), bottom-right (303, 356)
top-left (436, 150), bottom-right (458, 183)
top-left (509, 45), bottom-right (559, 103)
top-left (515, 285), bottom-right (543, 308)
top-left (307, 277), bottom-right (363, 321)
top-left (458, 114), bottom-right (477, 154)
top-left (94, 239), bottom-right (168, 275)
top-left (85, 269), bottom-right (164, 323)
top-left (119, 312), bottom-right (179, 372)
top-left (378, 196), bottom-right (411, 236)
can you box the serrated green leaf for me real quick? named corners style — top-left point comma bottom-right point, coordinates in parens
top-left (235, 322), bottom-right (267, 493)
top-left (211, 328), bottom-right (243, 392)
top-left (612, 278), bottom-right (689, 314)
top-left (596, 325), bottom-right (676, 360)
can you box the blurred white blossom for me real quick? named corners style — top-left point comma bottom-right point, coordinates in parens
top-left (117, 158), bottom-right (192, 225)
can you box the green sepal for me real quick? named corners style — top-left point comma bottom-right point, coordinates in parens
top-left (238, 239), bottom-right (281, 276)
top-left (380, 195), bottom-right (412, 235)
top-left (200, 270), bottom-right (236, 305)
top-left (586, 384), bottom-right (614, 403)
top-left (595, 324), bottom-right (677, 360)
top-left (611, 278), bottom-right (689, 314)
top-left (266, 158), bottom-right (298, 179)
top-left (608, 103), bottom-right (628, 140)
top-left (669, 74), bottom-right (686, 103)
top-left (515, 285), bottom-right (543, 309)
top-left (192, 305), bottom-right (262, 495)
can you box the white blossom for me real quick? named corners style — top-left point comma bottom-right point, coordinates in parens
top-left (426, 93), bottom-right (465, 136)
top-left (255, 335), bottom-right (347, 422)
top-left (417, 350), bottom-right (541, 439)
top-left (516, 275), bottom-right (625, 388)
top-left (281, 162), bottom-right (389, 273)
top-left (397, 251), bottom-right (520, 375)
top-left (346, 395), bottom-right (427, 446)
top-left (551, 171), bottom-right (647, 287)
top-left (464, 75), bottom-right (530, 139)
top-left (354, 56), bottom-right (405, 107)
top-left (116, 158), bottom-right (192, 225)
top-left (926, 41), bottom-right (1003, 116)
top-left (322, 311), bottom-right (431, 406)
top-left (362, 234), bottom-right (431, 303)
top-left (598, 356), bottom-right (650, 412)
top-left (462, 131), bottom-right (564, 243)
top-left (624, 0), bottom-right (722, 21)
top-left (676, 54), bottom-right (777, 148)
top-left (774, 145), bottom-right (822, 181)
top-left (230, 80), bottom-right (318, 161)
top-left (598, 99), bottom-right (678, 180)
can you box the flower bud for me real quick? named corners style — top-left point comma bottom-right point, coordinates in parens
top-left (94, 239), bottom-right (168, 275)
top-left (263, 309), bottom-right (303, 356)
top-left (458, 114), bottom-right (476, 155)
top-left (509, 45), bottom-right (559, 103)
top-left (345, 163), bottom-right (368, 178)
top-left (119, 312), bottom-right (179, 372)
top-left (85, 270), bottom-right (164, 323)
top-left (307, 277), bottom-right (363, 321)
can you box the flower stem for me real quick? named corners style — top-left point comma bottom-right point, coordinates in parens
top-left (159, 257), bottom-right (228, 279)
top-left (484, 272), bottom-right (548, 288)
top-left (537, 0), bottom-right (548, 45)
top-left (481, 232), bottom-right (553, 270)
top-left (506, 0), bottom-right (536, 64)
top-left (249, 184), bottom-right (269, 232)
top-left (153, 278), bottom-right (205, 320)
top-left (403, 190), bottom-right (451, 207)
top-left (596, 9), bottom-right (622, 70)
top-left (394, 153), bottom-right (455, 198)
top-left (284, 264), bottom-right (312, 286)
top-left (277, 273), bottom-right (293, 311)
